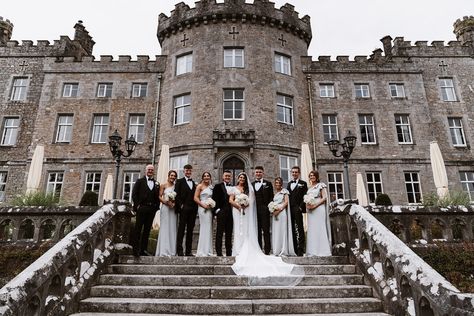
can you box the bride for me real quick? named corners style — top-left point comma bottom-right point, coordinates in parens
top-left (229, 172), bottom-right (303, 280)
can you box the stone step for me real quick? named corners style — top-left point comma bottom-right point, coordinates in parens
top-left (118, 255), bottom-right (348, 265)
top-left (90, 285), bottom-right (373, 299)
top-left (107, 264), bottom-right (356, 275)
top-left (79, 297), bottom-right (383, 314)
top-left (72, 313), bottom-right (392, 316)
top-left (98, 274), bottom-right (365, 286)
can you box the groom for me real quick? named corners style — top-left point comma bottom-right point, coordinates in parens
top-left (252, 166), bottom-right (273, 255)
top-left (212, 170), bottom-right (233, 256)
top-left (287, 166), bottom-right (308, 256)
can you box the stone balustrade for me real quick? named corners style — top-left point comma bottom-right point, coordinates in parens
top-left (331, 204), bottom-right (474, 315)
top-left (0, 200), bottom-right (133, 316)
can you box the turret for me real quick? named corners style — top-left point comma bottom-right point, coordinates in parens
top-left (0, 16), bottom-right (13, 45)
top-left (73, 20), bottom-right (95, 55)
top-left (453, 16), bottom-right (474, 48)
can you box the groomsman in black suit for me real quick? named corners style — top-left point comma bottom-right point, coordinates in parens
top-left (131, 164), bottom-right (160, 257)
top-left (212, 170), bottom-right (233, 256)
top-left (175, 164), bottom-right (198, 256)
top-left (287, 166), bottom-right (308, 256)
top-left (252, 166), bottom-right (274, 255)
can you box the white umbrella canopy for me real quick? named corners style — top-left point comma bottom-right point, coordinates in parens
top-left (356, 172), bottom-right (369, 207)
top-left (102, 173), bottom-right (114, 202)
top-left (300, 142), bottom-right (313, 232)
top-left (430, 141), bottom-right (449, 198)
top-left (26, 145), bottom-right (44, 194)
top-left (153, 145), bottom-right (170, 230)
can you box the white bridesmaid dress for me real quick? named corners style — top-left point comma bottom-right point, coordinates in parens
top-left (306, 183), bottom-right (332, 257)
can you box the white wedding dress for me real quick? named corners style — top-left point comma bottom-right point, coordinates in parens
top-left (196, 185), bottom-right (214, 256)
top-left (231, 175), bottom-right (304, 284)
top-left (306, 183), bottom-right (332, 257)
top-left (155, 186), bottom-right (177, 256)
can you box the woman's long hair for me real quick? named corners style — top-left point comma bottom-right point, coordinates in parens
top-left (237, 172), bottom-right (249, 195)
top-left (308, 170), bottom-right (320, 185)
top-left (200, 171), bottom-right (212, 184)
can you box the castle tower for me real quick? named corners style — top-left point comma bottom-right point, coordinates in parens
top-left (0, 16), bottom-right (13, 45)
top-left (156, 0), bottom-right (312, 178)
top-left (453, 16), bottom-right (474, 48)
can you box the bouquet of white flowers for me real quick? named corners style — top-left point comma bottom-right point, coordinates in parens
top-left (268, 201), bottom-right (279, 221)
top-left (204, 197), bottom-right (216, 210)
top-left (164, 190), bottom-right (177, 202)
top-left (235, 193), bottom-right (249, 215)
top-left (303, 193), bottom-right (317, 205)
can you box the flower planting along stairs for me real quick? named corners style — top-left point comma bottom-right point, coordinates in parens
top-left (70, 256), bottom-right (391, 316)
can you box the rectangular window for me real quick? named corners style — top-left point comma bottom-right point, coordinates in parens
top-left (55, 114), bottom-right (73, 143)
top-left (128, 114), bottom-right (145, 143)
top-left (123, 171), bottom-right (140, 202)
top-left (366, 172), bottom-right (383, 204)
top-left (279, 155), bottom-right (298, 185)
top-left (440, 78), bottom-right (457, 101)
top-left (176, 53), bottom-right (193, 75)
top-left (0, 172), bottom-right (7, 201)
top-left (405, 172), bottom-right (422, 203)
top-left (223, 89), bottom-right (244, 120)
top-left (224, 48), bottom-right (244, 68)
top-left (448, 117), bottom-right (466, 147)
top-left (170, 155), bottom-right (189, 178)
top-left (319, 84), bottom-right (335, 98)
top-left (460, 171), bottom-right (474, 202)
top-left (389, 83), bottom-right (405, 98)
top-left (85, 172), bottom-right (101, 194)
top-left (62, 83), bottom-right (79, 98)
top-left (10, 77), bottom-right (28, 101)
top-left (276, 94), bottom-right (293, 125)
top-left (132, 83), bottom-right (148, 98)
top-left (322, 114), bottom-right (339, 143)
top-left (46, 172), bottom-right (64, 199)
top-left (355, 83), bottom-right (370, 98)
top-left (327, 172), bottom-right (344, 200)
top-left (1, 117), bottom-right (20, 146)
top-left (359, 114), bottom-right (376, 144)
top-left (395, 114), bottom-right (413, 144)
top-left (91, 115), bottom-right (109, 143)
top-left (174, 94), bottom-right (191, 125)
top-left (97, 83), bottom-right (113, 98)
top-left (275, 53), bottom-right (291, 75)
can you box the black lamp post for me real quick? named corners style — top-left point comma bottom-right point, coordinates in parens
top-left (108, 130), bottom-right (137, 199)
top-left (327, 130), bottom-right (357, 200)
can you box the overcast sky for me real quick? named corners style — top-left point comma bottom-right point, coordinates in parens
top-left (2, 0), bottom-right (473, 59)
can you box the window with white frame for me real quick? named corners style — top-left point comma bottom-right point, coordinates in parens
top-left (132, 83), bottom-right (147, 98)
top-left (1, 117), bottom-right (20, 146)
top-left (123, 171), bottom-right (140, 202)
top-left (459, 171), bottom-right (474, 202)
top-left (223, 89), bottom-right (244, 120)
top-left (359, 114), bottom-right (376, 144)
top-left (128, 114), bottom-right (145, 143)
top-left (279, 155), bottom-right (298, 185)
top-left (97, 83), bottom-right (112, 98)
top-left (55, 114), bottom-right (73, 143)
top-left (389, 83), bottom-right (405, 98)
top-left (10, 77), bottom-right (28, 101)
top-left (404, 172), bottom-right (422, 203)
top-left (355, 83), bottom-right (370, 98)
top-left (174, 94), bottom-right (191, 125)
top-left (322, 114), bottom-right (339, 143)
top-left (366, 172), bottom-right (383, 204)
top-left (224, 48), bottom-right (244, 68)
top-left (275, 53), bottom-right (291, 75)
top-left (319, 84), bottom-right (335, 98)
top-left (170, 155), bottom-right (188, 178)
top-left (91, 115), bottom-right (109, 143)
top-left (176, 53), bottom-right (193, 75)
top-left (62, 83), bottom-right (79, 98)
top-left (448, 117), bottom-right (466, 147)
top-left (327, 172), bottom-right (344, 200)
top-left (276, 94), bottom-right (293, 125)
top-left (439, 78), bottom-right (457, 102)
top-left (0, 172), bottom-right (7, 201)
top-left (85, 172), bottom-right (101, 194)
top-left (46, 172), bottom-right (64, 199)
top-left (395, 114), bottom-right (413, 144)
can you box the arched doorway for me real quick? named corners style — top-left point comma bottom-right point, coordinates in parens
top-left (223, 156), bottom-right (245, 185)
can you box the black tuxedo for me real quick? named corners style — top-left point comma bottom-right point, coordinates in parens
top-left (212, 182), bottom-right (233, 256)
top-left (131, 176), bottom-right (160, 256)
top-left (287, 179), bottom-right (308, 256)
top-left (175, 177), bottom-right (198, 255)
top-left (252, 179), bottom-right (274, 254)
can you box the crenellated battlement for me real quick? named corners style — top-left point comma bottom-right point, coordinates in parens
top-left (157, 0), bottom-right (312, 46)
top-left (0, 36), bottom-right (78, 56)
top-left (390, 36), bottom-right (471, 57)
top-left (0, 16), bottom-right (14, 45)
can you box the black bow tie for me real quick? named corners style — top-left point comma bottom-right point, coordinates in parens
top-left (257, 180), bottom-right (263, 183)
top-left (187, 178), bottom-right (193, 182)
top-left (291, 180), bottom-right (296, 183)
top-left (148, 178), bottom-right (154, 182)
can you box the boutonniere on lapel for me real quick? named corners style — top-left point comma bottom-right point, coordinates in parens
top-left (155, 181), bottom-right (160, 187)
top-left (297, 183), bottom-right (303, 187)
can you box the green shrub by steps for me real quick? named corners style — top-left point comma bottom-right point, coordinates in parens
top-left (79, 190), bottom-right (99, 206)
top-left (422, 191), bottom-right (471, 208)
top-left (375, 193), bottom-right (392, 206)
top-left (11, 191), bottom-right (60, 206)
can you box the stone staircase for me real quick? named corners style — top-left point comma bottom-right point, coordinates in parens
top-left (70, 255), bottom-right (391, 315)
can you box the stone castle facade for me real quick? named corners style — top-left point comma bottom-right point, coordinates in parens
top-left (0, 1), bottom-right (473, 206)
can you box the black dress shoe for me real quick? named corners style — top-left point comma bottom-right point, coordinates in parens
top-left (185, 253), bottom-right (194, 257)
top-left (177, 252), bottom-right (184, 256)
top-left (133, 251), bottom-right (140, 257)
top-left (140, 251), bottom-right (152, 256)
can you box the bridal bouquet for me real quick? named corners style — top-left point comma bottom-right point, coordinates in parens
top-left (235, 193), bottom-right (249, 215)
top-left (164, 190), bottom-right (177, 202)
top-left (304, 193), bottom-right (318, 206)
top-left (268, 201), bottom-right (279, 221)
top-left (204, 197), bottom-right (216, 211)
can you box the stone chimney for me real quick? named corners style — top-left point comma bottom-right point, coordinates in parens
top-left (0, 16), bottom-right (13, 45)
top-left (453, 16), bottom-right (474, 48)
top-left (74, 20), bottom-right (95, 55)
top-left (380, 35), bottom-right (393, 57)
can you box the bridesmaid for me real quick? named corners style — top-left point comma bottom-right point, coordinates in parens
top-left (155, 170), bottom-right (178, 256)
top-left (305, 170), bottom-right (332, 257)
top-left (194, 172), bottom-right (214, 256)
top-left (271, 177), bottom-right (296, 256)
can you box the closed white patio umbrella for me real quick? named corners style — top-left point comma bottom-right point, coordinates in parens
top-left (26, 145), bottom-right (44, 194)
top-left (300, 142), bottom-right (313, 232)
top-left (430, 141), bottom-right (449, 198)
top-left (153, 145), bottom-right (170, 230)
top-left (102, 173), bottom-right (114, 202)
top-left (356, 172), bottom-right (369, 207)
